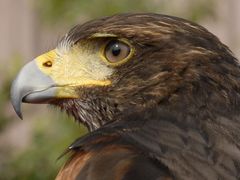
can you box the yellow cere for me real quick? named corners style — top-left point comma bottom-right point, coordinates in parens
top-left (36, 49), bottom-right (56, 74)
top-left (34, 43), bottom-right (113, 98)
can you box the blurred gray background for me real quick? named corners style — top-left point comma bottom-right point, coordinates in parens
top-left (0, 0), bottom-right (239, 179)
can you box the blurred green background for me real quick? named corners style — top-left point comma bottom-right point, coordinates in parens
top-left (0, 0), bottom-right (239, 179)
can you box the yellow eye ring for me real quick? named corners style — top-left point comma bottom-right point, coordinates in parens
top-left (99, 39), bottom-right (135, 67)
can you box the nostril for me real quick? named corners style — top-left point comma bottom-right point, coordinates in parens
top-left (43, 61), bottom-right (52, 67)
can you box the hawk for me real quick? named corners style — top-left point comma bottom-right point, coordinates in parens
top-left (11, 13), bottom-right (240, 180)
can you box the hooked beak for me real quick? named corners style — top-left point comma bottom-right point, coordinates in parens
top-left (10, 60), bottom-right (56, 119)
top-left (10, 48), bottom-right (112, 119)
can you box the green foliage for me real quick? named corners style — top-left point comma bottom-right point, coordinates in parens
top-left (1, 112), bottom-right (86, 180)
top-left (37, 0), bottom-right (161, 23)
top-left (37, 0), bottom-right (216, 24)
top-left (187, 0), bottom-right (216, 21)
top-left (0, 55), bottom-right (22, 130)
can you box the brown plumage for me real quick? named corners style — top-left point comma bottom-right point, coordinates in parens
top-left (56, 133), bottom-right (172, 180)
top-left (11, 13), bottom-right (240, 180)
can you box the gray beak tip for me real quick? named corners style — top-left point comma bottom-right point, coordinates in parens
top-left (10, 60), bottom-right (56, 120)
top-left (10, 85), bottom-right (23, 120)
top-left (13, 104), bottom-right (23, 120)
top-left (15, 109), bottom-right (23, 120)
top-left (11, 102), bottom-right (23, 120)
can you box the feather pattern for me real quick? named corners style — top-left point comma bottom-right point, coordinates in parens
top-left (52, 13), bottom-right (240, 179)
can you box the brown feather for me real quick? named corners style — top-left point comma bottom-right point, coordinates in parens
top-left (54, 13), bottom-right (240, 179)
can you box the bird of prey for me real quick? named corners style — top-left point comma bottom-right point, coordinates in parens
top-left (11, 13), bottom-right (240, 180)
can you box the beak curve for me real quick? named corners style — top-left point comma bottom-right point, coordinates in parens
top-left (10, 60), bottom-right (56, 119)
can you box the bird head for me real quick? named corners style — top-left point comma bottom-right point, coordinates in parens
top-left (11, 13), bottom-right (240, 131)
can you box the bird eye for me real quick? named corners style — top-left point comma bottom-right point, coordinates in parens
top-left (103, 40), bottom-right (132, 65)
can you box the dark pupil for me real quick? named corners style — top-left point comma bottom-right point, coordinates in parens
top-left (111, 43), bottom-right (121, 56)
